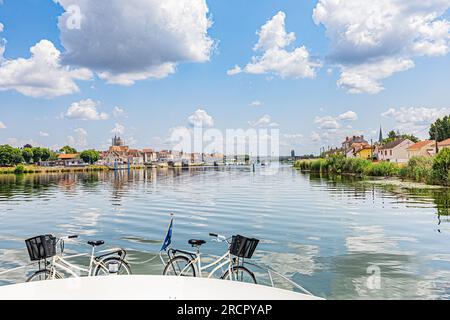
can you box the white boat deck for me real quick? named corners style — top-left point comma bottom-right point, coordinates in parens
top-left (0, 275), bottom-right (323, 300)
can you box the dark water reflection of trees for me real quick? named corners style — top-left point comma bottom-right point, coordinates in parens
top-left (2, 169), bottom-right (450, 220)
top-left (0, 167), bottom-right (226, 200)
top-left (0, 173), bottom-right (101, 199)
top-left (306, 172), bottom-right (450, 221)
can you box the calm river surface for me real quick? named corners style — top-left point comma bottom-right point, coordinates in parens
top-left (1, 166), bottom-right (450, 299)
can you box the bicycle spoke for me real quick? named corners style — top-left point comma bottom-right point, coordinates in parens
top-left (164, 256), bottom-right (195, 277)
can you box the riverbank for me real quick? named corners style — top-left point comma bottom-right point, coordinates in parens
top-left (0, 163), bottom-right (248, 174)
top-left (294, 157), bottom-right (401, 177)
top-left (0, 165), bottom-right (110, 175)
top-left (294, 151), bottom-right (450, 187)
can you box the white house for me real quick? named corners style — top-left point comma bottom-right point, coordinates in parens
top-left (378, 139), bottom-right (414, 163)
top-left (142, 149), bottom-right (157, 164)
top-left (203, 153), bottom-right (225, 165)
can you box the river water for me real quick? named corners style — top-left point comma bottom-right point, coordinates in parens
top-left (1, 166), bottom-right (450, 299)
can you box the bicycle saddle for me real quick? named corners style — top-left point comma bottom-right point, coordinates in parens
top-left (188, 239), bottom-right (206, 247)
top-left (87, 240), bottom-right (105, 247)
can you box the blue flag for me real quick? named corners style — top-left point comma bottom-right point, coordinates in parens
top-left (160, 218), bottom-right (173, 251)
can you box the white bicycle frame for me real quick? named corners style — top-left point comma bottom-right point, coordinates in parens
top-left (47, 246), bottom-right (101, 279)
top-left (171, 235), bottom-right (238, 281)
top-left (184, 250), bottom-right (234, 279)
top-left (44, 238), bottom-right (122, 279)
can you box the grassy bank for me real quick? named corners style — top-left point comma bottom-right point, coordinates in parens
top-left (0, 165), bottom-right (110, 175)
top-left (294, 149), bottom-right (450, 186)
top-left (294, 157), bottom-right (401, 177)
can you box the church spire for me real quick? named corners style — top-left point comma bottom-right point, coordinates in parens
top-left (379, 125), bottom-right (383, 143)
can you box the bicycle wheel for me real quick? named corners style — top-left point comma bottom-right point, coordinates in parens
top-left (163, 256), bottom-right (196, 277)
top-left (26, 269), bottom-right (63, 282)
top-left (221, 265), bottom-right (257, 284)
top-left (94, 257), bottom-right (132, 276)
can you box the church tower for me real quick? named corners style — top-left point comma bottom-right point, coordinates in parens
top-left (378, 126), bottom-right (383, 143)
top-left (112, 135), bottom-right (124, 147)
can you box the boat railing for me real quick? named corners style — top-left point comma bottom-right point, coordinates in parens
top-left (157, 252), bottom-right (315, 296)
top-left (243, 261), bottom-right (313, 296)
top-left (1, 250), bottom-right (315, 297)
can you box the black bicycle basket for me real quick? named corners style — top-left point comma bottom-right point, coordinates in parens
top-left (25, 235), bottom-right (57, 261)
top-left (230, 235), bottom-right (259, 259)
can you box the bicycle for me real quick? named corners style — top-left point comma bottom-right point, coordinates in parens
top-left (163, 233), bottom-right (259, 284)
top-left (25, 234), bottom-right (131, 282)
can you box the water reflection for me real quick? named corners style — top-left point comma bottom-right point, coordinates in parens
top-left (1, 167), bottom-right (450, 299)
top-left (305, 172), bottom-right (450, 226)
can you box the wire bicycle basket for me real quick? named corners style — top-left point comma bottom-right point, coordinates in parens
top-left (25, 235), bottom-right (57, 262)
top-left (229, 235), bottom-right (259, 259)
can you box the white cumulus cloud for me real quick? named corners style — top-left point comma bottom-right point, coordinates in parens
top-left (112, 106), bottom-right (127, 118)
top-left (1, 21), bottom-right (6, 63)
top-left (0, 121), bottom-right (6, 129)
top-left (338, 111), bottom-right (359, 121)
top-left (313, 0), bottom-right (450, 94)
top-left (313, 111), bottom-right (361, 145)
top-left (248, 114), bottom-right (278, 128)
top-left (382, 107), bottom-right (450, 125)
top-left (55, 0), bottom-right (214, 85)
top-left (314, 116), bottom-right (341, 130)
top-left (382, 106), bottom-right (450, 135)
top-left (168, 126), bottom-right (193, 152)
top-left (228, 11), bottom-right (320, 79)
top-left (0, 39), bottom-right (4, 63)
top-left (188, 109), bottom-right (214, 128)
top-left (110, 123), bottom-right (125, 136)
top-left (67, 128), bottom-right (88, 148)
top-left (0, 40), bottom-right (92, 98)
top-left (227, 65), bottom-right (242, 76)
top-left (39, 131), bottom-right (49, 137)
top-left (337, 58), bottom-right (415, 94)
top-left (249, 100), bottom-right (262, 107)
top-left (311, 131), bottom-right (321, 142)
top-left (65, 99), bottom-right (109, 120)
top-left (283, 133), bottom-right (304, 140)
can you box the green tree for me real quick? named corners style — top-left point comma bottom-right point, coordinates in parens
top-left (31, 147), bottom-right (43, 163)
top-left (402, 134), bottom-right (419, 143)
top-left (14, 164), bottom-right (25, 174)
top-left (382, 131), bottom-right (419, 145)
top-left (388, 130), bottom-right (397, 140)
top-left (80, 150), bottom-right (100, 164)
top-left (48, 150), bottom-right (59, 161)
top-left (430, 116), bottom-right (450, 142)
top-left (40, 148), bottom-right (51, 161)
top-left (22, 148), bottom-right (34, 164)
top-left (0, 145), bottom-right (24, 166)
top-left (432, 148), bottom-right (450, 186)
top-left (60, 146), bottom-right (77, 154)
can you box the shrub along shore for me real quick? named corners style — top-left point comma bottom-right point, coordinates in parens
top-left (0, 165), bottom-right (110, 175)
top-left (294, 148), bottom-right (450, 186)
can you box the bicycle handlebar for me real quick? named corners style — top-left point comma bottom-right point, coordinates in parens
top-left (209, 233), bottom-right (228, 243)
top-left (59, 235), bottom-right (79, 241)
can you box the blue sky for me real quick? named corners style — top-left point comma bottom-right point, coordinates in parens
top-left (0, 0), bottom-right (450, 155)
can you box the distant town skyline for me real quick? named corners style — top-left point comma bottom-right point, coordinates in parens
top-left (1, 0), bottom-right (450, 155)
